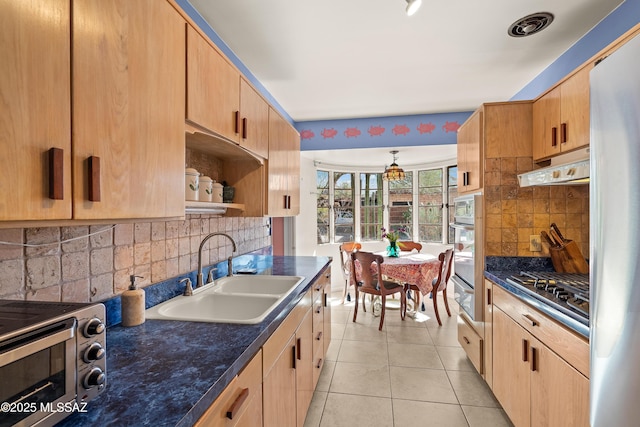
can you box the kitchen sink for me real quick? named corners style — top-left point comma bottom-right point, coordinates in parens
top-left (145, 275), bottom-right (305, 324)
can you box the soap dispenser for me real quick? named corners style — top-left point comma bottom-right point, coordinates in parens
top-left (121, 275), bottom-right (145, 327)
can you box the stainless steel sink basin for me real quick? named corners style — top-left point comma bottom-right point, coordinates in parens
top-left (145, 275), bottom-right (304, 324)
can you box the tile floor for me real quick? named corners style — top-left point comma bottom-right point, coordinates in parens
top-left (303, 287), bottom-right (514, 427)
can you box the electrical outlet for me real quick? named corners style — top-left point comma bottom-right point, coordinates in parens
top-left (530, 235), bottom-right (542, 252)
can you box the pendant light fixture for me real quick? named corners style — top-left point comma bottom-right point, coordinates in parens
top-left (405, 0), bottom-right (422, 16)
top-left (382, 150), bottom-right (406, 181)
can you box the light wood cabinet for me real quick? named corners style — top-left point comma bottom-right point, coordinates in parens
top-left (267, 108), bottom-right (300, 216)
top-left (483, 279), bottom-right (493, 389)
top-left (72, 0), bottom-right (185, 220)
top-left (0, 0), bottom-right (72, 221)
top-left (321, 267), bottom-right (332, 370)
top-left (492, 286), bottom-right (589, 427)
top-left (456, 109), bottom-right (482, 192)
top-left (186, 26), bottom-right (269, 159)
top-left (295, 310), bottom-right (314, 427)
top-left (195, 350), bottom-right (263, 427)
top-left (532, 66), bottom-right (591, 161)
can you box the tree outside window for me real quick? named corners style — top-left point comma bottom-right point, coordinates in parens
top-left (360, 173), bottom-right (383, 241)
top-left (418, 169), bottom-right (443, 242)
top-left (448, 166), bottom-right (458, 243)
top-left (316, 171), bottom-right (329, 244)
top-left (334, 172), bottom-right (354, 243)
top-left (388, 172), bottom-right (413, 240)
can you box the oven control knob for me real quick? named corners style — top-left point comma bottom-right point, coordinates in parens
top-left (84, 318), bottom-right (105, 337)
top-left (83, 342), bottom-right (106, 363)
top-left (83, 367), bottom-right (106, 389)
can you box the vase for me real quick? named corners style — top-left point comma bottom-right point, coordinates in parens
top-left (386, 241), bottom-right (399, 257)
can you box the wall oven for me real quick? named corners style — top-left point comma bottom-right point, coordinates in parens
top-left (450, 193), bottom-right (483, 321)
top-left (0, 301), bottom-right (106, 427)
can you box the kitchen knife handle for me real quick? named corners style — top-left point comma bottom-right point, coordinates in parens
top-left (549, 228), bottom-right (564, 248)
top-left (540, 231), bottom-right (556, 248)
top-left (561, 122), bottom-right (567, 143)
top-left (551, 127), bottom-right (558, 147)
top-left (226, 388), bottom-right (249, 420)
top-left (550, 223), bottom-right (567, 242)
top-left (48, 147), bottom-right (64, 200)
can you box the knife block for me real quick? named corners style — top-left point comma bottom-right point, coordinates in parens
top-left (549, 240), bottom-right (589, 274)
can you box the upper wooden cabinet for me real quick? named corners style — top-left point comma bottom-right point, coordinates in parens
top-left (73, 0), bottom-right (186, 220)
top-left (267, 108), bottom-right (300, 217)
top-left (456, 109), bottom-right (483, 192)
top-left (0, 0), bottom-right (72, 221)
top-left (186, 25), bottom-right (269, 159)
top-left (532, 66), bottom-right (591, 161)
top-left (1, 0), bottom-right (185, 223)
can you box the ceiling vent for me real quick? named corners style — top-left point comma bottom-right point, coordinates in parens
top-left (508, 12), bottom-right (554, 37)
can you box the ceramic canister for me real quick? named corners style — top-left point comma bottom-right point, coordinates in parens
top-left (211, 181), bottom-right (223, 203)
top-left (199, 176), bottom-right (213, 202)
top-left (185, 168), bottom-right (199, 201)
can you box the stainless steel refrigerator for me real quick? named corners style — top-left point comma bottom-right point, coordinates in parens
top-left (590, 32), bottom-right (640, 426)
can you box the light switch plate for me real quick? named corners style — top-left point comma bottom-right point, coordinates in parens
top-left (530, 235), bottom-right (542, 252)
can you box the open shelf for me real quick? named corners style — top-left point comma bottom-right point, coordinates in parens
top-left (185, 201), bottom-right (245, 215)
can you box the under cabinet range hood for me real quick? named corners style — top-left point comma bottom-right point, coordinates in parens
top-left (518, 148), bottom-right (590, 187)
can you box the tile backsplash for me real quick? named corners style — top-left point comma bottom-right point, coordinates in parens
top-left (0, 216), bottom-right (271, 302)
top-left (484, 156), bottom-right (589, 257)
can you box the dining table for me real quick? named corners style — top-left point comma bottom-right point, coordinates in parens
top-left (353, 250), bottom-right (442, 313)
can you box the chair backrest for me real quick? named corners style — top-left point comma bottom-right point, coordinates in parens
top-left (433, 248), bottom-right (454, 292)
top-left (350, 251), bottom-right (383, 292)
top-left (397, 241), bottom-right (422, 252)
top-left (339, 242), bottom-right (362, 280)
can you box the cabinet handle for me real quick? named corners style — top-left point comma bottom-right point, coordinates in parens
top-left (292, 345), bottom-right (297, 369)
top-left (462, 336), bottom-right (470, 345)
top-left (324, 292), bottom-right (328, 307)
top-left (234, 111), bottom-right (240, 134)
top-left (315, 304), bottom-right (322, 314)
top-left (561, 122), bottom-right (567, 143)
top-left (530, 346), bottom-right (538, 372)
top-left (462, 171), bottom-right (469, 186)
top-left (522, 339), bottom-right (529, 362)
top-left (283, 195), bottom-right (288, 209)
top-left (48, 148), bottom-right (64, 200)
top-left (88, 156), bottom-right (101, 202)
top-left (486, 288), bottom-right (492, 306)
top-left (287, 195), bottom-right (292, 209)
top-left (522, 314), bottom-right (539, 327)
top-left (242, 117), bottom-right (248, 139)
top-left (226, 388), bottom-right (249, 420)
top-left (316, 331), bottom-right (323, 341)
top-left (296, 338), bottom-right (302, 360)
top-left (551, 127), bottom-right (558, 147)
top-left (316, 358), bottom-right (323, 369)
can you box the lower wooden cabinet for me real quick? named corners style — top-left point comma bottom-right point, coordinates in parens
top-left (457, 314), bottom-right (483, 374)
top-left (492, 285), bottom-right (589, 427)
top-left (195, 350), bottom-right (263, 427)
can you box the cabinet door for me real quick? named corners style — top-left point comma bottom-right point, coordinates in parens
top-left (72, 0), bottom-right (185, 219)
top-left (296, 310), bottom-right (313, 427)
top-left (186, 24), bottom-right (240, 142)
top-left (267, 108), bottom-right (290, 217)
top-left (263, 334), bottom-right (297, 427)
top-left (239, 78), bottom-right (269, 158)
top-left (286, 123), bottom-right (301, 215)
top-left (530, 343), bottom-right (589, 427)
top-left (456, 109), bottom-right (482, 192)
top-left (483, 280), bottom-right (493, 389)
top-left (322, 268), bottom-right (332, 357)
top-left (493, 307), bottom-right (532, 427)
top-left (0, 0), bottom-right (72, 220)
top-left (533, 86), bottom-right (561, 161)
top-left (559, 66), bottom-right (591, 153)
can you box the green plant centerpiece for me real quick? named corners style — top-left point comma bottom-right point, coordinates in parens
top-left (381, 226), bottom-right (407, 257)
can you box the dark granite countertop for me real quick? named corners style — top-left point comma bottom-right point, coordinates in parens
top-left (57, 255), bottom-right (331, 427)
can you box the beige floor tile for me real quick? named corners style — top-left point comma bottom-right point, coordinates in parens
top-left (437, 346), bottom-right (476, 371)
top-left (343, 321), bottom-right (388, 342)
top-left (316, 360), bottom-right (335, 392)
top-left (389, 366), bottom-right (459, 404)
top-left (393, 399), bottom-right (469, 427)
top-left (331, 322), bottom-right (346, 341)
top-left (386, 325), bottom-right (433, 345)
top-left (330, 307), bottom-right (352, 325)
top-left (329, 361), bottom-right (391, 398)
top-left (447, 371), bottom-right (500, 407)
top-left (337, 340), bottom-right (388, 365)
top-left (461, 405), bottom-right (514, 427)
top-left (319, 393), bottom-right (394, 427)
top-left (429, 324), bottom-right (463, 347)
top-left (303, 391), bottom-right (327, 427)
top-left (387, 342), bottom-right (444, 370)
top-left (325, 340), bottom-right (341, 361)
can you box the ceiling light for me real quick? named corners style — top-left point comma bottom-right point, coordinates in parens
top-left (383, 150), bottom-right (406, 181)
top-left (405, 0), bottom-right (422, 16)
top-left (508, 12), bottom-right (554, 37)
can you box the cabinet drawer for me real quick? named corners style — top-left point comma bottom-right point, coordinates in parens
top-left (458, 315), bottom-right (483, 374)
top-left (493, 285), bottom-right (589, 377)
top-left (312, 341), bottom-right (324, 388)
top-left (195, 349), bottom-right (262, 427)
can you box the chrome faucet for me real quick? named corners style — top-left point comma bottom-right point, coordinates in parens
top-left (197, 232), bottom-right (237, 288)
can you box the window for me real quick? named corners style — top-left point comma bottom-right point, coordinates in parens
top-left (360, 173), bottom-right (383, 241)
top-left (334, 172), bottom-right (355, 243)
top-left (316, 164), bottom-right (456, 244)
top-left (316, 171), bottom-right (329, 244)
top-left (418, 169), bottom-right (443, 242)
top-left (388, 172), bottom-right (413, 240)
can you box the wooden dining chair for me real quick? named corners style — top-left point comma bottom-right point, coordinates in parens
top-left (339, 242), bottom-right (361, 303)
top-left (350, 251), bottom-right (407, 331)
top-left (407, 248), bottom-right (454, 325)
top-left (397, 241), bottom-right (423, 252)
